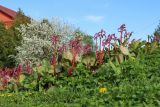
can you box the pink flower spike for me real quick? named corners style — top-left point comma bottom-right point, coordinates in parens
top-left (51, 34), bottom-right (59, 45)
top-left (25, 61), bottom-right (32, 74)
top-left (58, 44), bottom-right (67, 53)
top-left (83, 44), bottom-right (92, 55)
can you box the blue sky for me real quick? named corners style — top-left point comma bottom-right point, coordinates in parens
top-left (0, 0), bottom-right (160, 40)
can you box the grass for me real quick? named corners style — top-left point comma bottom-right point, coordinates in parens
top-left (0, 89), bottom-right (102, 107)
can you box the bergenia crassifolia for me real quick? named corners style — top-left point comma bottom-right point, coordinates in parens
top-left (123, 31), bottom-right (133, 46)
top-left (0, 68), bottom-right (12, 87)
top-left (50, 34), bottom-right (60, 75)
top-left (94, 29), bottom-right (106, 64)
top-left (0, 64), bottom-right (23, 87)
top-left (69, 38), bottom-right (82, 67)
top-left (94, 29), bottom-right (106, 51)
top-left (83, 44), bottom-right (92, 67)
top-left (118, 24), bottom-right (126, 44)
top-left (102, 34), bottom-right (112, 50)
top-left (51, 34), bottom-right (59, 46)
top-left (68, 38), bottom-right (82, 76)
top-left (25, 61), bottom-right (32, 74)
top-left (13, 64), bottom-right (22, 81)
top-left (51, 34), bottom-right (59, 65)
top-left (83, 44), bottom-right (92, 55)
top-left (58, 43), bottom-right (67, 54)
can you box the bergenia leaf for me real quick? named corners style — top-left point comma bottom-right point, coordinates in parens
top-left (120, 45), bottom-right (130, 55)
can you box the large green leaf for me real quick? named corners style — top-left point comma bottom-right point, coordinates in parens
top-left (63, 51), bottom-right (80, 62)
top-left (109, 60), bottom-right (121, 75)
top-left (150, 42), bottom-right (158, 53)
top-left (120, 45), bottom-right (130, 55)
top-left (19, 74), bottom-right (26, 83)
top-left (130, 40), bottom-right (141, 51)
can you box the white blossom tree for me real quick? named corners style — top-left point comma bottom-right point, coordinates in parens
top-left (15, 18), bottom-right (75, 66)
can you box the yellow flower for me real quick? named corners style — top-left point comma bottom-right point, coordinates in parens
top-left (99, 88), bottom-right (107, 93)
top-left (7, 94), bottom-right (12, 97)
top-left (0, 94), bottom-right (5, 97)
top-left (28, 93), bottom-right (32, 95)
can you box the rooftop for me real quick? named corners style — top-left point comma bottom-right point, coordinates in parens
top-left (0, 5), bottom-right (16, 19)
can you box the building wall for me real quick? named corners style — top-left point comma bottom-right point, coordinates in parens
top-left (0, 11), bottom-right (13, 28)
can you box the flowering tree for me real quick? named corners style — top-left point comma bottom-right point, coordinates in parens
top-left (15, 18), bottom-right (75, 66)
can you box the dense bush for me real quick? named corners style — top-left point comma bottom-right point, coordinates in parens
top-left (0, 23), bottom-right (17, 67)
top-left (0, 9), bottom-right (31, 67)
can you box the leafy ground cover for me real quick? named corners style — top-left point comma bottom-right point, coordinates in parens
top-left (0, 48), bottom-right (160, 107)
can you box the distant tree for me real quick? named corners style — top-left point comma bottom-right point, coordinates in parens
top-left (83, 35), bottom-right (94, 45)
top-left (8, 8), bottom-right (31, 46)
top-left (73, 29), bottom-right (94, 46)
top-left (154, 21), bottom-right (160, 43)
top-left (0, 22), bottom-right (16, 67)
top-left (0, 9), bottom-right (31, 67)
top-left (12, 8), bottom-right (31, 27)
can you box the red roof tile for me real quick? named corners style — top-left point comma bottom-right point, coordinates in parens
top-left (0, 5), bottom-right (17, 19)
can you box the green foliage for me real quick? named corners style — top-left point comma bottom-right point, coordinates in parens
top-left (0, 22), bottom-right (17, 67)
top-left (18, 60), bottom-right (56, 91)
top-left (154, 21), bottom-right (160, 37)
top-left (8, 9), bottom-right (31, 46)
top-left (0, 9), bottom-right (31, 67)
top-left (74, 29), bottom-right (94, 46)
top-left (1, 49), bottom-right (160, 106)
top-left (83, 35), bottom-right (94, 45)
top-left (12, 9), bottom-right (31, 27)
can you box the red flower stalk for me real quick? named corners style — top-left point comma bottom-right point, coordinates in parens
top-left (50, 55), bottom-right (57, 65)
top-left (1, 75), bottom-right (10, 87)
top-left (14, 64), bottom-right (22, 81)
top-left (0, 68), bottom-right (12, 87)
top-left (99, 50), bottom-right (104, 64)
top-left (111, 34), bottom-right (117, 49)
top-left (124, 31), bottom-right (133, 39)
top-left (72, 44), bottom-right (81, 67)
top-left (94, 33), bottom-right (98, 52)
top-left (94, 29), bottom-right (106, 51)
top-left (25, 61), bottom-right (32, 74)
top-left (102, 34), bottom-right (113, 50)
top-left (68, 39), bottom-right (82, 75)
top-left (51, 35), bottom-right (59, 64)
top-left (69, 39), bottom-right (79, 48)
top-left (0, 65), bottom-right (24, 87)
top-left (51, 34), bottom-right (60, 75)
top-left (94, 29), bottom-right (106, 62)
top-left (83, 44), bottom-right (92, 55)
top-left (118, 24), bottom-right (126, 44)
top-left (98, 29), bottom-right (106, 50)
top-left (67, 39), bottom-right (81, 76)
top-left (58, 44), bottom-right (67, 54)
top-left (68, 67), bottom-right (73, 76)
top-left (51, 34), bottom-right (59, 45)
top-left (83, 44), bottom-right (92, 68)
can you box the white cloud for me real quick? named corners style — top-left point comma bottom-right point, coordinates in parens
top-left (85, 15), bottom-right (104, 22)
